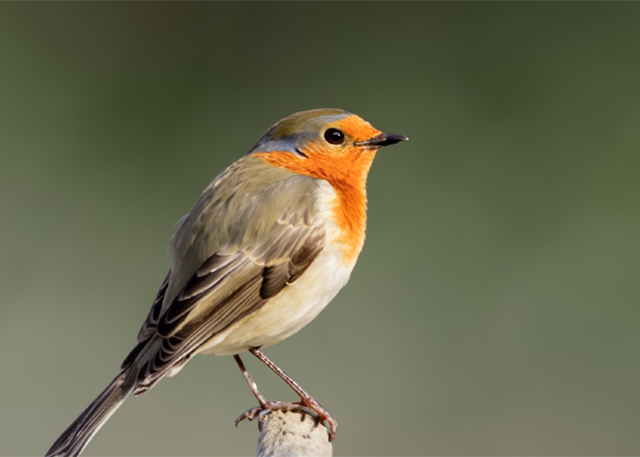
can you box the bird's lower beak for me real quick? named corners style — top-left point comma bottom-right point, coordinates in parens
top-left (356, 132), bottom-right (409, 148)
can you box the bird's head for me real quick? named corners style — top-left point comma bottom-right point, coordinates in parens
top-left (248, 108), bottom-right (408, 186)
top-left (248, 108), bottom-right (407, 158)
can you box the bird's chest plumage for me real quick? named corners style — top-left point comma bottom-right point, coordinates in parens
top-left (199, 181), bottom-right (362, 356)
top-left (253, 149), bottom-right (373, 263)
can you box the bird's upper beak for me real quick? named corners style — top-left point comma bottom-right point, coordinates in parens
top-left (355, 132), bottom-right (409, 148)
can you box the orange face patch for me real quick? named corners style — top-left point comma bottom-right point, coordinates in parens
top-left (334, 115), bottom-right (382, 143)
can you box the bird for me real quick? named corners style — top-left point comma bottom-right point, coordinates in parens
top-left (44, 108), bottom-right (408, 456)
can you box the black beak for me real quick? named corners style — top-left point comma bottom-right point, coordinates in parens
top-left (356, 132), bottom-right (409, 148)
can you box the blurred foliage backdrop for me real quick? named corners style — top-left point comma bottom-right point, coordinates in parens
top-left (1, 3), bottom-right (639, 456)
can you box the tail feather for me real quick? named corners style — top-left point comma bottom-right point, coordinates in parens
top-left (45, 370), bottom-right (135, 457)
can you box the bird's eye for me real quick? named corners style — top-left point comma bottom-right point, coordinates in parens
top-left (324, 128), bottom-right (345, 145)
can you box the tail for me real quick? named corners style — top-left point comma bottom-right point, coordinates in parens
top-left (45, 370), bottom-right (136, 457)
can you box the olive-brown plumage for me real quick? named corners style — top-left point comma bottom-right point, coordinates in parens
top-left (45, 109), bottom-right (407, 456)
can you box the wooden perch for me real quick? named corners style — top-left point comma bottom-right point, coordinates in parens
top-left (255, 409), bottom-right (333, 457)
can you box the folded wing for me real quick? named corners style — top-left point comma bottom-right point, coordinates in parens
top-left (124, 157), bottom-right (327, 394)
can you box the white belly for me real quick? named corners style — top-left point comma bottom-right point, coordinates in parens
top-left (198, 242), bottom-right (354, 356)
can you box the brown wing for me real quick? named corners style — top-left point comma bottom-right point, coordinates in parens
top-left (128, 223), bottom-right (325, 394)
top-left (123, 156), bottom-right (327, 393)
top-left (136, 271), bottom-right (170, 342)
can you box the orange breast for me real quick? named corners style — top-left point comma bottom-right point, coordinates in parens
top-left (254, 146), bottom-right (376, 263)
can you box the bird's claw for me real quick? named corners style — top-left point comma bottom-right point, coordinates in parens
top-left (234, 407), bottom-right (269, 426)
top-left (235, 400), bottom-right (299, 427)
top-left (234, 399), bottom-right (337, 441)
top-left (298, 399), bottom-right (338, 442)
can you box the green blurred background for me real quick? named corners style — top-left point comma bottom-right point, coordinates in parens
top-left (1, 3), bottom-right (639, 456)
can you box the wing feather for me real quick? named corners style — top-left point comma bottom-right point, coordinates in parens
top-left (288, 228), bottom-right (325, 284)
top-left (180, 253), bottom-right (247, 300)
top-left (127, 157), bottom-right (329, 393)
top-left (157, 254), bottom-right (258, 337)
top-left (260, 263), bottom-right (290, 299)
top-left (134, 272), bottom-right (266, 394)
top-left (133, 225), bottom-right (325, 392)
top-left (136, 271), bottom-right (169, 342)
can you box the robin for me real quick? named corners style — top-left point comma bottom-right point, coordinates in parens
top-left (45, 108), bottom-right (408, 456)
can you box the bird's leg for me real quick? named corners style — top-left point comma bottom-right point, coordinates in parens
top-left (233, 354), bottom-right (300, 424)
top-left (248, 348), bottom-right (338, 441)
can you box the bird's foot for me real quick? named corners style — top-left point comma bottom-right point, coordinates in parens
top-left (235, 398), bottom-right (337, 441)
top-left (296, 396), bottom-right (338, 442)
top-left (233, 351), bottom-right (338, 440)
top-left (235, 400), bottom-right (300, 425)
